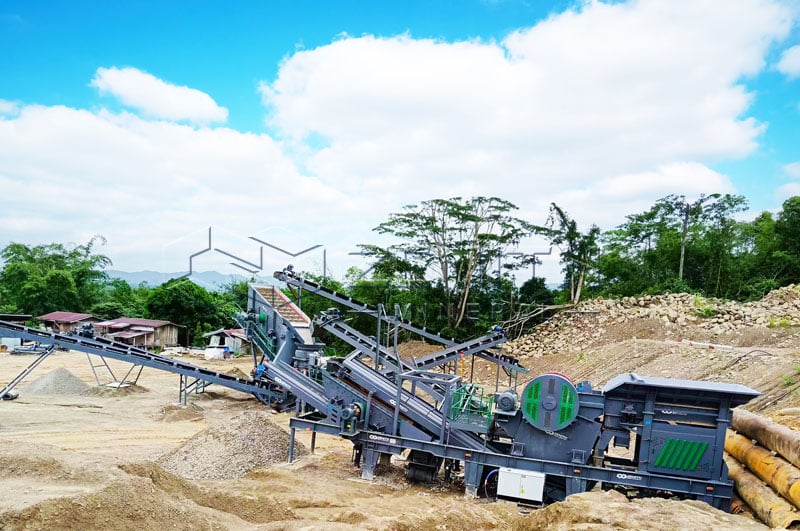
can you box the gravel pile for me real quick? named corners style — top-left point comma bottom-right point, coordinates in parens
top-left (158, 410), bottom-right (307, 480)
top-left (23, 368), bottom-right (90, 396)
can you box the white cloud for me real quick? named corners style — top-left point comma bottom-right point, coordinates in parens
top-left (777, 45), bottom-right (800, 78)
top-left (91, 67), bottom-right (228, 124)
top-left (778, 182), bottom-right (800, 198)
top-left (0, 103), bottom-right (369, 275)
top-left (0, 99), bottom-right (19, 115)
top-left (785, 162), bottom-right (800, 179)
top-left (260, 0), bottom-right (789, 207)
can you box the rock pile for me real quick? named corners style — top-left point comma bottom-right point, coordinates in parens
top-left (158, 410), bottom-right (307, 480)
top-left (23, 367), bottom-right (90, 396)
top-left (505, 285), bottom-right (800, 358)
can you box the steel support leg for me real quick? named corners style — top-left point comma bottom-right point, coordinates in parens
top-left (361, 445), bottom-right (380, 480)
top-left (378, 452), bottom-right (391, 467)
top-left (463, 461), bottom-right (484, 498)
top-left (565, 476), bottom-right (586, 496)
top-left (288, 427), bottom-right (296, 463)
top-left (0, 346), bottom-right (55, 399)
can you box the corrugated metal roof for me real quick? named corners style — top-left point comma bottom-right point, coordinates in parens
top-left (37, 311), bottom-right (96, 323)
top-left (203, 328), bottom-right (247, 339)
top-left (98, 317), bottom-right (179, 328)
top-left (112, 330), bottom-right (150, 339)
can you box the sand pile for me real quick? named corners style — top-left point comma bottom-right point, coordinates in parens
top-left (158, 410), bottom-right (307, 480)
top-left (23, 367), bottom-right (90, 396)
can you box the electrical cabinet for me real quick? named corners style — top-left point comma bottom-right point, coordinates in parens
top-left (496, 467), bottom-right (545, 502)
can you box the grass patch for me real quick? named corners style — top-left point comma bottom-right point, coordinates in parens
top-left (768, 317), bottom-right (792, 328)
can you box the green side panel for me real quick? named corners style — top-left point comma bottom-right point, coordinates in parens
top-left (685, 442), bottom-right (709, 471)
top-left (654, 439), bottom-right (674, 468)
top-left (558, 384), bottom-right (576, 427)
top-left (666, 439), bottom-right (685, 469)
top-left (524, 381), bottom-right (541, 423)
top-left (655, 439), bottom-right (709, 471)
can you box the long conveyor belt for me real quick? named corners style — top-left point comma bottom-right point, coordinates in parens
top-left (275, 268), bottom-right (527, 374)
top-left (0, 320), bottom-right (286, 402)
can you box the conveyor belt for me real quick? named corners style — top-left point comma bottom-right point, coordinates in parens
top-left (316, 316), bottom-right (445, 402)
top-left (341, 354), bottom-right (493, 451)
top-left (262, 360), bottom-right (330, 412)
top-left (275, 267), bottom-right (527, 374)
top-left (0, 320), bottom-right (280, 402)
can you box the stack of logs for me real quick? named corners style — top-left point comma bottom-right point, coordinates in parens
top-left (726, 409), bottom-right (800, 528)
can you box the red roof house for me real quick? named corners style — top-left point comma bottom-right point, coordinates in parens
top-left (38, 312), bottom-right (100, 333)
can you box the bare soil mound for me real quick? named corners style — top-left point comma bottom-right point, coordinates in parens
top-left (23, 367), bottom-right (89, 396)
top-left (0, 476), bottom-right (228, 531)
top-left (120, 461), bottom-right (297, 524)
top-left (512, 490), bottom-right (767, 530)
top-left (226, 366), bottom-right (250, 380)
top-left (0, 455), bottom-right (73, 479)
top-left (505, 286), bottom-right (800, 360)
top-left (158, 410), bottom-right (307, 479)
top-left (397, 339), bottom-right (443, 360)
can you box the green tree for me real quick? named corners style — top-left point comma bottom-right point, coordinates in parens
top-left (146, 278), bottom-right (231, 346)
top-left (595, 194), bottom-right (749, 298)
top-left (775, 196), bottom-right (800, 283)
top-left (366, 196), bottom-right (535, 329)
top-left (0, 237), bottom-right (111, 316)
top-left (90, 278), bottom-right (149, 319)
top-left (537, 203), bottom-right (600, 304)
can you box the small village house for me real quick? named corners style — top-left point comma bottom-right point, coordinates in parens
top-left (37, 311), bottom-right (101, 333)
top-left (95, 317), bottom-right (180, 348)
top-left (203, 328), bottom-right (251, 358)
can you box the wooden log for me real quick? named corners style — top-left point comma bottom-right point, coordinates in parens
top-left (734, 408), bottom-right (800, 469)
top-left (726, 431), bottom-right (800, 509)
top-left (725, 454), bottom-right (800, 529)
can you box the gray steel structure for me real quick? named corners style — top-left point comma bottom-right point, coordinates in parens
top-left (263, 268), bottom-right (759, 510)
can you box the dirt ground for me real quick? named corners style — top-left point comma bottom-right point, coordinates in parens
top-left (0, 351), bottom-right (521, 530)
top-left (1, 313), bottom-right (799, 529)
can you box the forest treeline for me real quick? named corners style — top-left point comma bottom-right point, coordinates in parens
top-left (1, 193), bottom-right (798, 344)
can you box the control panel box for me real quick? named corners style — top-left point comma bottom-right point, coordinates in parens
top-left (496, 467), bottom-right (545, 502)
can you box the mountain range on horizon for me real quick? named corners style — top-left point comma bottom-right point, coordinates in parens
top-left (106, 269), bottom-right (277, 290)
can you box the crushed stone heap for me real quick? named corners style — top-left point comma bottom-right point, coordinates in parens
top-left (158, 410), bottom-right (307, 480)
top-left (23, 367), bottom-right (90, 396)
top-left (506, 285), bottom-right (800, 358)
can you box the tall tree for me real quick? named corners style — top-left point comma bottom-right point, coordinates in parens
top-left (366, 196), bottom-right (535, 329)
top-left (775, 196), bottom-right (800, 283)
top-left (537, 203), bottom-right (600, 304)
top-left (146, 278), bottom-right (232, 346)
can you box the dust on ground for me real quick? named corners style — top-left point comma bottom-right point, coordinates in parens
top-left (1, 288), bottom-right (799, 529)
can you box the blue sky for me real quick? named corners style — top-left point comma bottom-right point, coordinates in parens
top-left (1, 0), bottom-right (799, 284)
